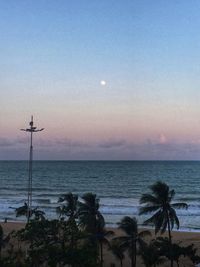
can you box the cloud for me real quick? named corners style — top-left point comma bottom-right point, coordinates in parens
top-left (99, 139), bottom-right (126, 149)
top-left (0, 138), bottom-right (14, 147)
top-left (2, 135), bottom-right (200, 160)
top-left (55, 138), bottom-right (90, 148)
top-left (34, 139), bottom-right (54, 147)
top-left (158, 133), bottom-right (167, 144)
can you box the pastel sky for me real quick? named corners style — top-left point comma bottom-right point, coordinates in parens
top-left (1, 1), bottom-right (200, 160)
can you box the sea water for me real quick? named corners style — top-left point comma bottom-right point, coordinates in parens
top-left (0, 160), bottom-right (199, 231)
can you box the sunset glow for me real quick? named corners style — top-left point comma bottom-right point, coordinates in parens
top-left (1, 1), bottom-right (200, 159)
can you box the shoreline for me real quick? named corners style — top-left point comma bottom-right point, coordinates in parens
top-left (2, 219), bottom-right (200, 234)
top-left (2, 220), bottom-right (200, 236)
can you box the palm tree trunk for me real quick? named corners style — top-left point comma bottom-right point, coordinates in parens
top-left (120, 259), bottom-right (123, 267)
top-left (71, 236), bottom-right (75, 267)
top-left (100, 242), bottom-right (103, 267)
top-left (134, 240), bottom-right (137, 267)
top-left (131, 237), bottom-right (135, 267)
top-left (166, 211), bottom-right (173, 267)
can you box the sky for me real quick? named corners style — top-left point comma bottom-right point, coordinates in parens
top-left (1, 1), bottom-right (200, 160)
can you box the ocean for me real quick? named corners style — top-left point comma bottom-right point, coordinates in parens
top-left (0, 160), bottom-right (199, 231)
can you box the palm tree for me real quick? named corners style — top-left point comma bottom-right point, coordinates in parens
top-left (116, 216), bottom-right (150, 267)
top-left (170, 243), bottom-right (184, 267)
top-left (96, 226), bottom-right (114, 267)
top-left (78, 193), bottom-right (107, 266)
top-left (110, 240), bottom-right (125, 267)
top-left (185, 244), bottom-right (200, 266)
top-left (140, 240), bottom-right (165, 267)
top-left (57, 192), bottom-right (78, 221)
top-left (15, 203), bottom-right (45, 222)
top-left (153, 237), bottom-right (191, 267)
top-left (78, 193), bottom-right (104, 234)
top-left (57, 192), bottom-right (79, 254)
top-left (32, 208), bottom-right (45, 221)
top-left (15, 202), bottom-right (28, 219)
top-left (139, 181), bottom-right (188, 267)
top-left (0, 225), bottom-right (10, 259)
top-left (0, 225), bottom-right (3, 259)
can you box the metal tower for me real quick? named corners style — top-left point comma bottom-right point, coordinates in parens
top-left (21, 116), bottom-right (44, 221)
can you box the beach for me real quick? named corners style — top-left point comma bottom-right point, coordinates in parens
top-left (2, 222), bottom-right (200, 267)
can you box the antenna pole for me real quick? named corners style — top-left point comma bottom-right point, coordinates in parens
top-left (21, 116), bottom-right (44, 222)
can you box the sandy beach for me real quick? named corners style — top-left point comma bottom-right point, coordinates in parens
top-left (106, 228), bottom-right (200, 267)
top-left (2, 222), bottom-right (200, 267)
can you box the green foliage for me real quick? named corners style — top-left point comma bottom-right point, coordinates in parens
top-left (57, 192), bottom-right (79, 220)
top-left (151, 236), bottom-right (200, 266)
top-left (110, 239), bottom-right (125, 267)
top-left (78, 192), bottom-right (112, 266)
top-left (184, 243), bottom-right (200, 264)
top-left (139, 181), bottom-right (188, 234)
top-left (139, 181), bottom-right (188, 267)
top-left (139, 240), bottom-right (166, 267)
top-left (140, 181), bottom-right (188, 236)
top-left (15, 203), bottom-right (45, 222)
top-left (115, 216), bottom-right (151, 267)
top-left (79, 192), bottom-right (105, 234)
top-left (0, 188), bottom-right (194, 267)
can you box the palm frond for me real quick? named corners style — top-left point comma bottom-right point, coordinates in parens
top-left (150, 181), bottom-right (169, 200)
top-left (97, 213), bottom-right (105, 229)
top-left (143, 210), bottom-right (162, 226)
top-left (104, 230), bottom-right (114, 237)
top-left (118, 216), bottom-right (138, 236)
top-left (81, 193), bottom-right (98, 207)
top-left (138, 230), bottom-right (151, 238)
top-left (168, 189), bottom-right (175, 202)
top-left (169, 212), bottom-right (175, 230)
top-left (113, 236), bottom-right (130, 243)
top-left (139, 205), bottom-right (160, 215)
top-left (113, 236), bottom-right (131, 250)
top-left (15, 203), bottom-right (28, 217)
top-left (110, 240), bottom-right (125, 261)
top-left (140, 181), bottom-right (188, 238)
top-left (160, 218), bottom-right (168, 234)
top-left (169, 207), bottom-right (180, 229)
top-left (171, 202), bottom-right (188, 209)
top-left (139, 194), bottom-right (160, 205)
top-left (154, 211), bottom-right (165, 234)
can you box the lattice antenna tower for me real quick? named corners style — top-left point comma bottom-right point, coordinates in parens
top-left (21, 116), bottom-right (44, 222)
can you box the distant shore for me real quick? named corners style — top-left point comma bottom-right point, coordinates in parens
top-left (1, 221), bottom-right (200, 267)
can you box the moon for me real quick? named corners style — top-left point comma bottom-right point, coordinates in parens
top-left (100, 80), bottom-right (106, 86)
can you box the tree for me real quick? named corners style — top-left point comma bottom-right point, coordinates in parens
top-left (139, 181), bottom-right (188, 267)
top-left (79, 193), bottom-right (107, 266)
top-left (182, 243), bottom-right (200, 266)
top-left (95, 226), bottom-right (114, 267)
top-left (110, 239), bottom-right (125, 267)
top-left (0, 225), bottom-right (10, 260)
top-left (15, 216), bottom-right (64, 266)
top-left (140, 240), bottom-right (165, 267)
top-left (15, 203), bottom-right (29, 219)
top-left (57, 192), bottom-right (79, 251)
top-left (79, 193), bottom-right (104, 234)
top-left (57, 192), bottom-right (78, 221)
top-left (115, 216), bottom-right (150, 267)
top-left (15, 203), bottom-right (45, 222)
